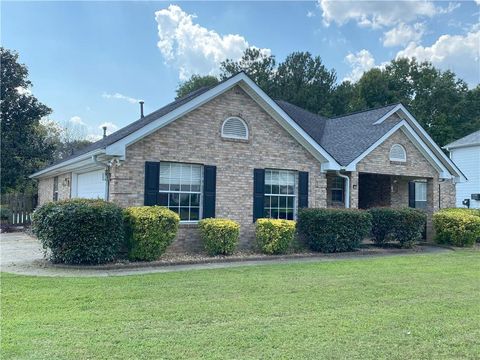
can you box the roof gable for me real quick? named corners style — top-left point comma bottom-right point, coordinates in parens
top-left (444, 130), bottom-right (480, 150)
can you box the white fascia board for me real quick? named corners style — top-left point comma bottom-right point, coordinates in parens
top-left (396, 105), bottom-right (466, 181)
top-left (30, 149), bottom-right (105, 179)
top-left (373, 104), bottom-right (465, 181)
top-left (106, 73), bottom-right (251, 158)
top-left (238, 77), bottom-right (341, 169)
top-left (444, 143), bottom-right (480, 151)
top-left (105, 72), bottom-right (341, 169)
top-left (373, 105), bottom-right (402, 125)
top-left (345, 121), bottom-right (452, 179)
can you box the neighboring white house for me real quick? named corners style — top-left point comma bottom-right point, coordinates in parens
top-left (444, 130), bottom-right (480, 209)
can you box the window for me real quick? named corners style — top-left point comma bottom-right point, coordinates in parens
top-left (331, 176), bottom-right (344, 203)
top-left (414, 181), bottom-right (427, 209)
top-left (53, 176), bottom-right (59, 202)
top-left (389, 144), bottom-right (406, 162)
top-left (158, 163), bottom-right (202, 222)
top-left (264, 169), bottom-right (296, 220)
top-left (221, 117), bottom-right (248, 140)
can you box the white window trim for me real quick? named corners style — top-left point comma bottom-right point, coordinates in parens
top-left (389, 143), bottom-right (407, 162)
top-left (264, 169), bottom-right (298, 220)
top-left (221, 116), bottom-right (249, 140)
top-left (330, 176), bottom-right (344, 203)
top-left (158, 162), bottom-right (203, 223)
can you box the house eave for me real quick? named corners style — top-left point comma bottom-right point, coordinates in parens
top-left (30, 149), bottom-right (106, 179)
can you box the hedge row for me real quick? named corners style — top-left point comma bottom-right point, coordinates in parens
top-left (33, 201), bottom-right (179, 264)
top-left (32, 199), bottom-right (439, 265)
top-left (297, 208), bottom-right (372, 252)
top-left (433, 208), bottom-right (480, 247)
top-left (369, 207), bottom-right (427, 248)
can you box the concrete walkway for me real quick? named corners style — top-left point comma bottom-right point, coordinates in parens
top-left (0, 232), bottom-right (451, 278)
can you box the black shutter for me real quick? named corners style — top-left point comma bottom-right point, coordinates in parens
top-left (144, 162), bottom-right (160, 205)
top-left (253, 169), bottom-right (265, 222)
top-left (408, 181), bottom-right (416, 208)
top-left (203, 165), bottom-right (216, 218)
top-left (298, 172), bottom-right (309, 208)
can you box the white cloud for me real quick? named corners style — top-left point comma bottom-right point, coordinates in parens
top-left (155, 4), bottom-right (271, 80)
top-left (318, 0), bottom-right (454, 28)
top-left (102, 92), bottom-right (140, 104)
top-left (86, 134), bottom-right (103, 142)
top-left (69, 116), bottom-right (86, 126)
top-left (15, 86), bottom-right (32, 96)
top-left (307, 10), bottom-right (316, 18)
top-left (383, 23), bottom-right (426, 47)
top-left (476, 0), bottom-right (480, 5)
top-left (396, 28), bottom-right (480, 87)
top-left (343, 49), bottom-right (376, 82)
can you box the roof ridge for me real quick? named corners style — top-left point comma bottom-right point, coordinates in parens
top-left (328, 102), bottom-right (400, 120)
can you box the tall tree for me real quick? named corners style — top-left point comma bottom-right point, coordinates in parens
top-left (220, 47), bottom-right (276, 92)
top-left (175, 74), bottom-right (219, 99)
top-left (0, 48), bottom-right (55, 193)
top-left (272, 52), bottom-right (337, 116)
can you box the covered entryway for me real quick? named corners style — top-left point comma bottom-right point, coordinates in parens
top-left (75, 170), bottom-right (106, 199)
top-left (358, 172), bottom-right (428, 210)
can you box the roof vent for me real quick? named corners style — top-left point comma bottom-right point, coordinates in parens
top-left (139, 100), bottom-right (144, 118)
top-left (221, 117), bottom-right (248, 140)
top-left (102, 126), bottom-right (107, 139)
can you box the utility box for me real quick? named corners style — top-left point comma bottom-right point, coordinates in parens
top-left (471, 193), bottom-right (480, 201)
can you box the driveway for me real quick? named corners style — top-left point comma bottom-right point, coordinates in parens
top-left (1, 232), bottom-right (452, 278)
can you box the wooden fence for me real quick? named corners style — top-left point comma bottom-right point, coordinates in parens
top-left (1, 193), bottom-right (38, 225)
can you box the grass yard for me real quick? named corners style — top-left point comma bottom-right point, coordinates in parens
top-left (2, 250), bottom-right (480, 359)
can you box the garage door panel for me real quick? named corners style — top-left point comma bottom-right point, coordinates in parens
top-left (77, 170), bottom-right (106, 199)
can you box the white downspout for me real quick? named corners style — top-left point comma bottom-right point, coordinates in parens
top-left (336, 170), bottom-right (350, 208)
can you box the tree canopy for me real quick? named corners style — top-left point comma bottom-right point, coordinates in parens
top-left (0, 48), bottom-right (92, 193)
top-left (1, 48), bottom-right (55, 193)
top-left (176, 49), bottom-right (479, 147)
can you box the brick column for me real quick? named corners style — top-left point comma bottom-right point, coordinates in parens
top-left (350, 171), bottom-right (359, 209)
top-left (426, 177), bottom-right (439, 241)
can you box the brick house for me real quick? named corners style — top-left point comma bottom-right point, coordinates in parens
top-left (31, 72), bottom-right (464, 252)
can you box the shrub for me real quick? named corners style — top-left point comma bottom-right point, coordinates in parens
top-left (124, 206), bottom-right (179, 261)
top-left (368, 207), bottom-right (397, 244)
top-left (433, 208), bottom-right (480, 247)
top-left (392, 208), bottom-right (427, 248)
top-left (198, 218), bottom-right (239, 256)
top-left (297, 208), bottom-right (372, 253)
top-left (32, 199), bottom-right (124, 265)
top-left (255, 219), bottom-right (296, 254)
top-left (0, 206), bottom-right (11, 222)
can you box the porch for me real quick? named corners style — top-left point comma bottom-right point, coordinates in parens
top-left (325, 172), bottom-right (447, 240)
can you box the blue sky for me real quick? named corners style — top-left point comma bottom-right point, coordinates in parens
top-left (3, 1), bottom-right (479, 140)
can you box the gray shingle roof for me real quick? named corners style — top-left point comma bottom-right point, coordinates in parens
top-left (43, 77), bottom-right (405, 171)
top-left (277, 101), bottom-right (401, 165)
top-left (444, 130), bottom-right (480, 149)
top-left (48, 86), bottom-right (212, 166)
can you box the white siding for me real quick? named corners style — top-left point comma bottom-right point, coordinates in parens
top-left (450, 145), bottom-right (480, 208)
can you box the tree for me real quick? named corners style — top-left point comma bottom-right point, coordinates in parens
top-left (41, 119), bottom-right (92, 161)
top-left (220, 47), bottom-right (276, 92)
top-left (175, 75), bottom-right (219, 99)
top-left (272, 52), bottom-right (337, 116)
top-left (0, 48), bottom-right (55, 193)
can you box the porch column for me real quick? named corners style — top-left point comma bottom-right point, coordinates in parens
top-left (350, 171), bottom-right (359, 209)
top-left (426, 177), bottom-right (439, 241)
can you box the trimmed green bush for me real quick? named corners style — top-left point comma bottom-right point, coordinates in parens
top-left (433, 208), bottom-right (480, 247)
top-left (198, 218), bottom-right (239, 256)
top-left (0, 206), bottom-right (11, 221)
top-left (368, 207), bottom-right (397, 244)
top-left (297, 208), bottom-right (372, 253)
top-left (255, 219), bottom-right (296, 254)
top-left (32, 199), bottom-right (124, 264)
top-left (392, 208), bottom-right (427, 248)
top-left (124, 206), bottom-right (179, 261)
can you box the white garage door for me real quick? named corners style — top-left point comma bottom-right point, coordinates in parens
top-left (77, 170), bottom-right (106, 199)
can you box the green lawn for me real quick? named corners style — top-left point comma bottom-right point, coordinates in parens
top-left (2, 251), bottom-right (479, 359)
